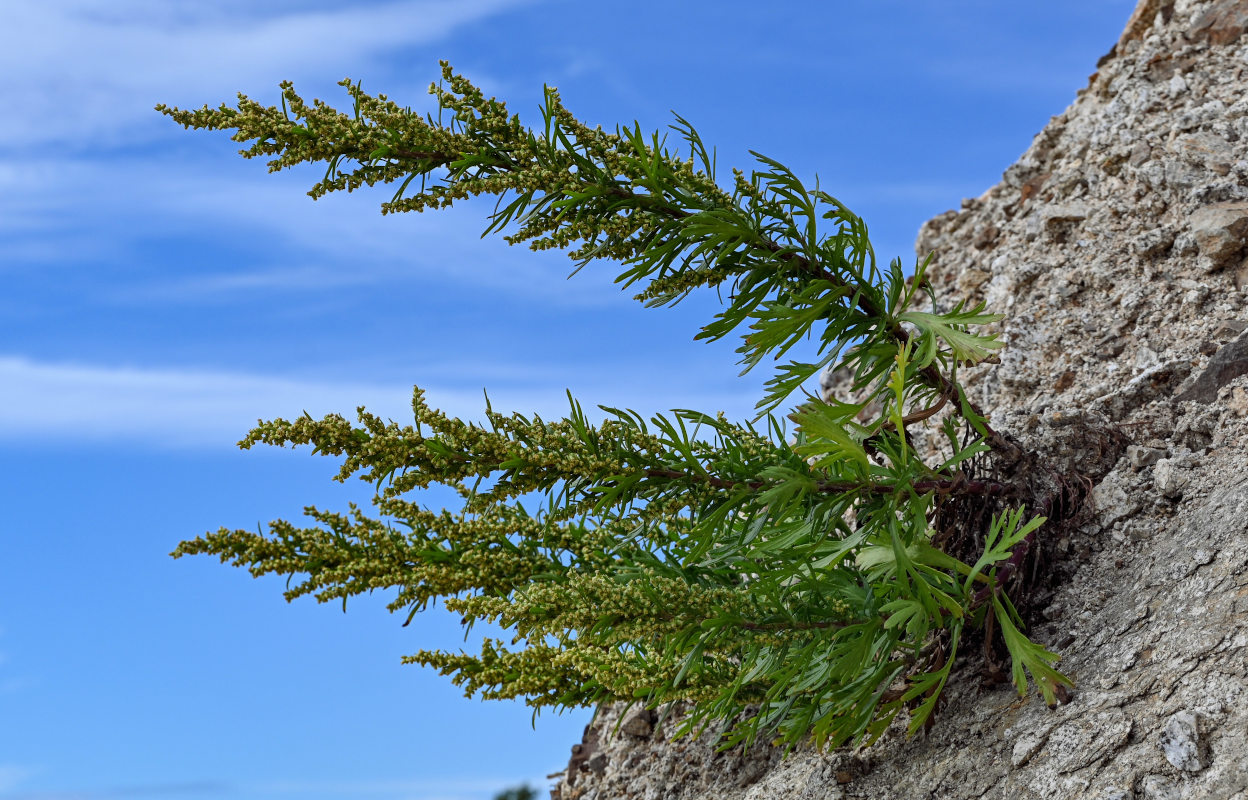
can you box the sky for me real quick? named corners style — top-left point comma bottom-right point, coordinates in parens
top-left (0, 1), bottom-right (1138, 798)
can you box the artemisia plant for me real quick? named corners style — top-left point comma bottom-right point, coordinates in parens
top-left (161, 64), bottom-right (1068, 750)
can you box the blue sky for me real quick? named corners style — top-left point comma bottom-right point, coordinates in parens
top-left (1, 1), bottom-right (1136, 798)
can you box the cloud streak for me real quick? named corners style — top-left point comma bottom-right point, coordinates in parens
top-left (0, 0), bottom-right (531, 151)
top-left (0, 152), bottom-right (625, 307)
top-left (0, 356), bottom-right (758, 448)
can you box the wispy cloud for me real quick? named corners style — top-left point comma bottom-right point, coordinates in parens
top-left (0, 152), bottom-right (624, 306)
top-left (0, 0), bottom-right (532, 151)
top-left (0, 356), bottom-right (758, 448)
top-left (0, 0), bottom-right (599, 307)
top-left (0, 355), bottom-right (479, 448)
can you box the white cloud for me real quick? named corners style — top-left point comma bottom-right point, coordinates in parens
top-left (0, 0), bottom-right (532, 150)
top-left (0, 356), bottom-right (759, 448)
top-left (0, 355), bottom-right (484, 447)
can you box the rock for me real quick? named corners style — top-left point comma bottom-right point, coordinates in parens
top-left (619, 709), bottom-right (654, 738)
top-left (1133, 226), bottom-right (1176, 258)
top-left (1176, 132), bottom-right (1234, 175)
top-left (973, 224), bottom-right (1000, 250)
top-left (1159, 711), bottom-right (1203, 773)
top-left (1011, 731), bottom-right (1050, 767)
top-left (1229, 385), bottom-right (1248, 416)
top-left (1188, 0), bottom-right (1248, 45)
top-left (1175, 329), bottom-right (1248, 402)
top-left (1189, 201), bottom-right (1248, 270)
top-left (1043, 710), bottom-right (1133, 774)
top-left (1210, 319), bottom-right (1247, 341)
top-left (1044, 204), bottom-right (1090, 224)
top-left (1092, 360), bottom-right (1190, 419)
top-left (957, 267), bottom-right (991, 293)
top-left (1094, 472), bottom-right (1142, 523)
top-left (1128, 445), bottom-right (1165, 470)
top-left (1140, 774), bottom-right (1180, 800)
top-left (1043, 204), bottom-right (1090, 242)
top-left (1153, 458), bottom-right (1188, 499)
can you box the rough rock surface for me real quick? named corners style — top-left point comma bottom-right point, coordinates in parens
top-left (553, 1), bottom-right (1248, 797)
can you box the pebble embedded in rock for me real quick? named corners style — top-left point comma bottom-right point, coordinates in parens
top-left (1189, 201), bottom-right (1248, 270)
top-left (619, 710), bottom-right (654, 738)
top-left (1159, 711), bottom-right (1203, 773)
top-left (1128, 445), bottom-right (1166, 470)
top-left (1153, 459), bottom-right (1188, 499)
top-left (1175, 329), bottom-right (1248, 403)
top-left (1011, 733), bottom-right (1047, 768)
top-left (1140, 775), bottom-right (1180, 800)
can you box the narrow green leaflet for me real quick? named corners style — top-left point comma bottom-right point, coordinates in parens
top-left (964, 508), bottom-right (1046, 594)
top-left (898, 306), bottom-right (1005, 365)
top-left (992, 595), bottom-right (1072, 705)
top-left (789, 401), bottom-right (872, 474)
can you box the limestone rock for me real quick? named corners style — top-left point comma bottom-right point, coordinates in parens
top-left (1189, 0), bottom-right (1248, 45)
top-left (1127, 445), bottom-right (1165, 470)
top-left (618, 709), bottom-right (655, 738)
top-left (1152, 458), bottom-right (1188, 498)
top-left (1189, 201), bottom-right (1248, 270)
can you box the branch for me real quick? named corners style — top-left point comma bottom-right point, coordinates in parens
top-left (643, 468), bottom-right (1011, 498)
top-left (739, 618), bottom-right (853, 632)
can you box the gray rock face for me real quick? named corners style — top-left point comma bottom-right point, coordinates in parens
top-left (553, 2), bottom-right (1248, 798)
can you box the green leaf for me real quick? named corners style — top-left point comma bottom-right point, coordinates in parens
top-left (992, 595), bottom-right (1072, 704)
top-left (898, 306), bottom-right (1004, 364)
top-left (963, 509), bottom-right (1046, 594)
top-left (901, 622), bottom-right (960, 735)
top-left (789, 402), bottom-right (871, 474)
